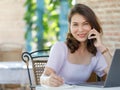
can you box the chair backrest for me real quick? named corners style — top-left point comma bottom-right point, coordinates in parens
top-left (87, 72), bottom-right (106, 82)
top-left (32, 57), bottom-right (48, 85)
top-left (22, 49), bottom-right (49, 88)
top-left (87, 72), bottom-right (97, 82)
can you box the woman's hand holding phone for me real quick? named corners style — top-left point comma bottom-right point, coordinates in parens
top-left (88, 28), bottom-right (103, 48)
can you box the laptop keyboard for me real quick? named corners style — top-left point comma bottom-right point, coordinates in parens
top-left (87, 81), bottom-right (104, 85)
top-left (78, 81), bottom-right (104, 86)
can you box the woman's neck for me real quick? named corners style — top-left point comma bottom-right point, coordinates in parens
top-left (77, 42), bottom-right (87, 53)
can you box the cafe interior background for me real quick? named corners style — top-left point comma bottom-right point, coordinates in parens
top-left (0, 0), bottom-right (120, 90)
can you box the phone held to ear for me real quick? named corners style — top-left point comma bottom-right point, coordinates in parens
top-left (88, 34), bottom-right (96, 44)
top-left (88, 27), bottom-right (96, 44)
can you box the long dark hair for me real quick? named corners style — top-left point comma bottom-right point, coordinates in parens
top-left (66, 4), bottom-right (102, 55)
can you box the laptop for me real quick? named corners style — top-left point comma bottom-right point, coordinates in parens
top-left (78, 49), bottom-right (120, 88)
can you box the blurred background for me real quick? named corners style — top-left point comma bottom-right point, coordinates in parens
top-left (0, 0), bottom-right (120, 54)
top-left (0, 0), bottom-right (120, 90)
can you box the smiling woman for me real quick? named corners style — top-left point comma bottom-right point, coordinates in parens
top-left (40, 3), bottom-right (112, 87)
top-left (70, 13), bottom-right (91, 42)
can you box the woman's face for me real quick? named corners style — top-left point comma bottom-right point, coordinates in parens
top-left (70, 13), bottom-right (91, 42)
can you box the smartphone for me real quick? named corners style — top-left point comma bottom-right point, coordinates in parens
top-left (88, 27), bottom-right (96, 45)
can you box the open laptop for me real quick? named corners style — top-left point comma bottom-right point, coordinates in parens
top-left (78, 49), bottom-right (120, 88)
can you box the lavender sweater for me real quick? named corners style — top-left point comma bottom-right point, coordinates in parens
top-left (46, 42), bottom-right (107, 85)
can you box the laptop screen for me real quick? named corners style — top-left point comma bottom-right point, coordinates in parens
top-left (104, 49), bottom-right (120, 87)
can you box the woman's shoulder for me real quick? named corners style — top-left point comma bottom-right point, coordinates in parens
top-left (51, 41), bottom-right (68, 52)
top-left (51, 41), bottom-right (68, 55)
top-left (54, 41), bottom-right (65, 45)
top-left (53, 41), bottom-right (67, 49)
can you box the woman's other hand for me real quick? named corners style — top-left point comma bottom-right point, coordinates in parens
top-left (47, 73), bottom-right (64, 87)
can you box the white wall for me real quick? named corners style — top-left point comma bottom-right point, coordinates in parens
top-left (0, 0), bottom-right (25, 45)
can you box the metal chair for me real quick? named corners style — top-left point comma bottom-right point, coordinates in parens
top-left (22, 49), bottom-right (49, 90)
top-left (32, 57), bottom-right (48, 85)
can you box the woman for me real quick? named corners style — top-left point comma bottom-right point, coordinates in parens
top-left (40, 3), bottom-right (112, 87)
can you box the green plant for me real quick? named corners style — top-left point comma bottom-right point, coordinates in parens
top-left (24, 0), bottom-right (37, 51)
top-left (24, 0), bottom-right (72, 51)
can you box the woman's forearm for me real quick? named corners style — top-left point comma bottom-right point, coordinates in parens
top-left (102, 49), bottom-right (112, 73)
top-left (97, 45), bottom-right (112, 73)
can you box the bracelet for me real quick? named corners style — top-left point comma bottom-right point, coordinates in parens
top-left (102, 48), bottom-right (109, 54)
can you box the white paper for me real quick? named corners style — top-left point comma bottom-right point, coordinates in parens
top-left (41, 84), bottom-right (75, 89)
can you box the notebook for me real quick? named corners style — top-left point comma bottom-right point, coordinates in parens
top-left (78, 49), bottom-right (120, 88)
